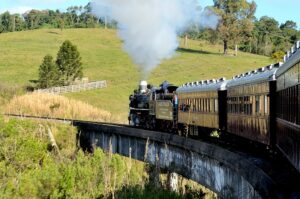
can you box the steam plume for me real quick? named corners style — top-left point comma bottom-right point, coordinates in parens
top-left (91, 0), bottom-right (219, 78)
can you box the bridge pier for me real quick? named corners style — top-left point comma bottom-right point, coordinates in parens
top-left (75, 122), bottom-right (300, 199)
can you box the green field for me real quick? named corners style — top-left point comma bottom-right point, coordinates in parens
top-left (0, 28), bottom-right (272, 121)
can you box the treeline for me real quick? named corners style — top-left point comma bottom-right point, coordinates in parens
top-left (0, 3), bottom-right (112, 32)
top-left (195, 17), bottom-right (300, 57)
top-left (187, 0), bottom-right (300, 58)
top-left (1, 1), bottom-right (299, 58)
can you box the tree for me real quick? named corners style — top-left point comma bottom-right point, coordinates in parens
top-left (0, 12), bottom-right (13, 32)
top-left (38, 55), bottom-right (60, 88)
top-left (213, 0), bottom-right (256, 54)
top-left (280, 20), bottom-right (298, 44)
top-left (253, 16), bottom-right (280, 55)
top-left (280, 20), bottom-right (297, 30)
top-left (58, 17), bottom-right (65, 31)
top-left (56, 40), bottom-right (83, 85)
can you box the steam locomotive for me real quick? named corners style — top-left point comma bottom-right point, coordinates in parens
top-left (129, 41), bottom-right (300, 172)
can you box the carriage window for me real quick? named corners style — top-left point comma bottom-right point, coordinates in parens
top-left (243, 96), bottom-right (251, 115)
top-left (255, 95), bottom-right (260, 114)
top-left (234, 97), bottom-right (238, 113)
top-left (239, 97), bottom-right (244, 113)
top-left (208, 99), bottom-right (210, 112)
top-left (215, 99), bottom-right (218, 112)
top-left (193, 99), bottom-right (196, 112)
top-left (264, 95), bottom-right (268, 114)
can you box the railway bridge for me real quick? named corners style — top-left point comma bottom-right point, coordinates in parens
top-left (75, 121), bottom-right (300, 199)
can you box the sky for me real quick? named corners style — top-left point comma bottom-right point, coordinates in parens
top-left (200, 0), bottom-right (300, 29)
top-left (0, 0), bottom-right (299, 29)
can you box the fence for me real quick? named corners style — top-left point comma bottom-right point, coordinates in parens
top-left (35, 80), bottom-right (107, 94)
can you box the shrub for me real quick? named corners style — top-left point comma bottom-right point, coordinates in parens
top-left (271, 50), bottom-right (285, 62)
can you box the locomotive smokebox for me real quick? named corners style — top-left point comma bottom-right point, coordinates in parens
top-left (139, 80), bottom-right (148, 93)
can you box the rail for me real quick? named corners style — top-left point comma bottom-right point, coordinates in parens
top-left (34, 80), bottom-right (107, 94)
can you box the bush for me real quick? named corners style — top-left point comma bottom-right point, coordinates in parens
top-left (271, 50), bottom-right (285, 62)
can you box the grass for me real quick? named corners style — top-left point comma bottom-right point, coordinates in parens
top-left (5, 93), bottom-right (112, 122)
top-left (0, 28), bottom-right (272, 121)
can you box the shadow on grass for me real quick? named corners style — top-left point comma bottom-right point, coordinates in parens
top-left (47, 31), bottom-right (61, 35)
top-left (177, 48), bottom-right (221, 55)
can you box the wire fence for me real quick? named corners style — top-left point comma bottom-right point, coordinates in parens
top-left (34, 80), bottom-right (107, 94)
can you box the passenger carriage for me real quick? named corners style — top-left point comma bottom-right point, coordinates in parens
top-left (276, 41), bottom-right (300, 172)
top-left (176, 78), bottom-right (228, 136)
top-left (226, 63), bottom-right (282, 146)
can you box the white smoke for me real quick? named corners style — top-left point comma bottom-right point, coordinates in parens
top-left (200, 7), bottom-right (220, 29)
top-left (91, 0), bottom-right (219, 78)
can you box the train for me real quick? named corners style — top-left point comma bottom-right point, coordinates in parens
top-left (128, 41), bottom-right (300, 173)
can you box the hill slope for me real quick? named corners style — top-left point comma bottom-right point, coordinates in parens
top-left (0, 29), bottom-right (272, 121)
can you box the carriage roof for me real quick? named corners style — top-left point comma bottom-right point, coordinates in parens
top-left (276, 41), bottom-right (300, 77)
top-left (226, 62), bottom-right (282, 88)
top-left (176, 78), bottom-right (228, 93)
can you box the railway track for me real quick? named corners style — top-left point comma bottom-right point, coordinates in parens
top-left (3, 113), bottom-right (128, 127)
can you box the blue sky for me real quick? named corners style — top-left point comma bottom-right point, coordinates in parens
top-left (200, 0), bottom-right (300, 28)
top-left (0, 0), bottom-right (299, 29)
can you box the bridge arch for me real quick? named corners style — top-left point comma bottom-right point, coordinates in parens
top-left (76, 122), bottom-right (297, 199)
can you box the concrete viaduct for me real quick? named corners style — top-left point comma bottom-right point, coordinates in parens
top-left (75, 121), bottom-right (300, 199)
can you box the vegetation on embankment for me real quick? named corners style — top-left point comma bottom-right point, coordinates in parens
top-left (0, 117), bottom-right (214, 198)
top-left (5, 93), bottom-right (112, 122)
top-left (0, 28), bottom-right (272, 121)
top-left (0, 117), bottom-right (144, 198)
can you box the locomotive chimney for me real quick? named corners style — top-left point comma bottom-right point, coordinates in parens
top-left (139, 80), bottom-right (148, 93)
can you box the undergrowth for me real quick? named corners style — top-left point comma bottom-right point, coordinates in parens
top-left (0, 117), bottom-right (212, 198)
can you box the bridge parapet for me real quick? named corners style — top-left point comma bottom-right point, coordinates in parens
top-left (75, 122), bottom-right (299, 199)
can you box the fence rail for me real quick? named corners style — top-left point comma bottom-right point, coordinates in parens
top-left (34, 80), bottom-right (107, 94)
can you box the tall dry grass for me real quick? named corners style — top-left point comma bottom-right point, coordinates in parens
top-left (5, 93), bottom-right (111, 122)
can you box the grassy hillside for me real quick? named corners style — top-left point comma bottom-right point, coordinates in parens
top-left (0, 29), bottom-right (272, 121)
